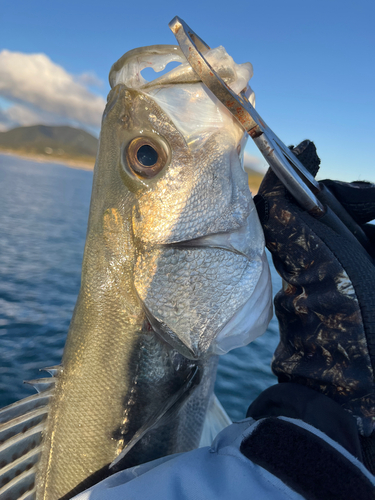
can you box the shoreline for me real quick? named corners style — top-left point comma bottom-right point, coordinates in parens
top-left (0, 149), bottom-right (95, 171)
top-left (0, 149), bottom-right (263, 192)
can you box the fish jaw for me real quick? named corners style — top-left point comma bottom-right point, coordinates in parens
top-left (133, 211), bottom-right (268, 360)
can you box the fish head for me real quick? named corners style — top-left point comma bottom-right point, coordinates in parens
top-left (87, 45), bottom-right (272, 360)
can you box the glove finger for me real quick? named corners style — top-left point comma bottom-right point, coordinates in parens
top-left (320, 179), bottom-right (375, 225)
top-left (289, 139), bottom-right (321, 177)
top-left (255, 139), bottom-right (321, 228)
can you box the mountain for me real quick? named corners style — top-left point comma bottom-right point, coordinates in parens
top-left (0, 125), bottom-right (98, 166)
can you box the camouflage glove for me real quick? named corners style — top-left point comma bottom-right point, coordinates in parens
top-left (254, 140), bottom-right (375, 444)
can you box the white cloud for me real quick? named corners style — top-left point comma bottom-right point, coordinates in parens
top-left (76, 72), bottom-right (104, 88)
top-left (0, 102), bottom-right (89, 133)
top-left (0, 50), bottom-right (106, 131)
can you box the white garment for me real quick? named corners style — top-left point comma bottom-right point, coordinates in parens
top-left (73, 417), bottom-right (375, 500)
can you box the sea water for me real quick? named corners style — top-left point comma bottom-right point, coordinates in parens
top-left (0, 153), bottom-right (281, 421)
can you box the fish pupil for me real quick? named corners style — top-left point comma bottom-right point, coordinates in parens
top-left (137, 145), bottom-right (158, 167)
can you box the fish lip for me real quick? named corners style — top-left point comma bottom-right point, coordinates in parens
top-left (168, 233), bottom-right (250, 260)
top-left (164, 209), bottom-right (264, 262)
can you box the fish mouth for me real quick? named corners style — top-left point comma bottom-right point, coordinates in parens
top-left (166, 207), bottom-right (264, 262)
top-left (170, 231), bottom-right (250, 260)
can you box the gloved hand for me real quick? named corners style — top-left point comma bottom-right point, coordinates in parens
top-left (253, 141), bottom-right (375, 444)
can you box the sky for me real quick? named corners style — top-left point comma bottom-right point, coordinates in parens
top-left (1, 0), bottom-right (374, 182)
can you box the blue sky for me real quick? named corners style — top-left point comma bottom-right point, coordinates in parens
top-left (1, 0), bottom-right (374, 182)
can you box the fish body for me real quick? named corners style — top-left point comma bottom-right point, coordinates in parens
top-left (0, 45), bottom-right (272, 500)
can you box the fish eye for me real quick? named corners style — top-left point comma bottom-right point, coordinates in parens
top-left (137, 145), bottom-right (158, 167)
top-left (125, 137), bottom-right (169, 179)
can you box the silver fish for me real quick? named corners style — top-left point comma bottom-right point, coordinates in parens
top-left (0, 44), bottom-right (271, 500)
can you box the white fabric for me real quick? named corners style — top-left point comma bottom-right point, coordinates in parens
top-left (72, 416), bottom-right (375, 500)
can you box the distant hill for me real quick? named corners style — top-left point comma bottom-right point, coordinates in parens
top-left (0, 125), bottom-right (98, 167)
top-left (243, 167), bottom-right (263, 194)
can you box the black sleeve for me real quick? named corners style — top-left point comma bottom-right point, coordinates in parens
top-left (242, 383), bottom-right (375, 499)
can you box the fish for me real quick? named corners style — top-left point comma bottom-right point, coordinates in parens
top-left (0, 44), bottom-right (272, 499)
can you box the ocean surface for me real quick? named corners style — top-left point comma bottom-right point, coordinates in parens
top-left (0, 153), bottom-right (281, 422)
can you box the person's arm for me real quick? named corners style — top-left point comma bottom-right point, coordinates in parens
top-left (247, 140), bottom-right (375, 476)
